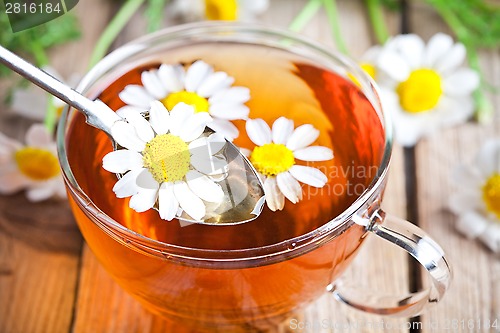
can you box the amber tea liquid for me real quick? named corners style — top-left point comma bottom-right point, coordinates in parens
top-left (66, 42), bottom-right (385, 331)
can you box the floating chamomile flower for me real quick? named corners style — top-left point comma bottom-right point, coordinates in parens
top-left (449, 140), bottom-right (500, 253)
top-left (103, 101), bottom-right (227, 221)
top-left (169, 0), bottom-right (269, 21)
top-left (0, 124), bottom-right (66, 202)
top-left (118, 60), bottom-right (250, 141)
top-left (244, 117), bottom-right (333, 211)
top-left (376, 33), bottom-right (480, 147)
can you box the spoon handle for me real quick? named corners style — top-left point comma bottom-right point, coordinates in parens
top-left (0, 45), bottom-right (121, 134)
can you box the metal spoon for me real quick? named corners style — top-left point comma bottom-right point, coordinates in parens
top-left (0, 45), bottom-right (265, 225)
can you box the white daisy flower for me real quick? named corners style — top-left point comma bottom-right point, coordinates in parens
top-left (103, 101), bottom-right (228, 221)
top-left (118, 60), bottom-right (250, 141)
top-left (10, 67), bottom-right (79, 121)
top-left (169, 0), bottom-right (269, 22)
top-left (376, 33), bottom-right (480, 147)
top-left (0, 124), bottom-right (66, 202)
top-left (449, 140), bottom-right (500, 253)
top-left (244, 117), bottom-right (333, 211)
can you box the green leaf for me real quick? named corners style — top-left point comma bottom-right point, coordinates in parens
top-left (0, 11), bottom-right (80, 76)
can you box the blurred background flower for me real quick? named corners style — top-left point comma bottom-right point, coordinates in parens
top-left (449, 140), bottom-right (500, 253)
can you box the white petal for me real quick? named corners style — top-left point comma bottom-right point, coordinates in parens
top-left (158, 64), bottom-right (185, 92)
top-left (129, 187), bottom-right (158, 213)
top-left (118, 108), bottom-right (154, 143)
top-left (25, 124), bottom-right (52, 148)
top-left (185, 60), bottom-right (213, 92)
top-left (26, 182), bottom-right (56, 202)
top-left (476, 140), bottom-right (500, 177)
top-left (0, 132), bottom-right (22, 152)
top-left (289, 165), bottom-right (328, 188)
top-left (116, 105), bottom-right (147, 118)
top-left (119, 85), bottom-right (155, 108)
top-left (112, 168), bottom-right (143, 198)
top-left (102, 150), bottom-right (143, 174)
top-left (186, 170), bottom-right (224, 203)
top-left (207, 119), bottom-right (239, 141)
top-left (173, 181), bottom-right (206, 220)
top-left (395, 34), bottom-right (425, 69)
top-left (263, 176), bottom-right (285, 211)
top-left (451, 164), bottom-right (483, 189)
top-left (286, 124), bottom-right (320, 151)
top-left (444, 69), bottom-right (480, 96)
top-left (196, 71), bottom-right (234, 97)
top-left (423, 33), bottom-right (453, 67)
top-left (0, 169), bottom-right (30, 194)
top-left (294, 146), bottom-right (333, 161)
top-left (377, 51), bottom-right (411, 82)
top-left (449, 191), bottom-right (482, 215)
top-left (361, 45), bottom-right (382, 63)
top-left (238, 0), bottom-right (268, 14)
top-left (209, 86), bottom-right (250, 105)
top-left (276, 171), bottom-right (302, 204)
top-left (149, 101), bottom-right (170, 135)
top-left (435, 43), bottom-right (466, 74)
top-left (478, 224), bottom-right (500, 253)
top-left (246, 118), bottom-right (272, 146)
top-left (111, 121), bottom-right (146, 152)
top-left (456, 211), bottom-right (489, 239)
top-left (168, 103), bottom-right (195, 136)
top-left (141, 70), bottom-right (168, 99)
top-left (158, 182), bottom-right (179, 221)
top-left (272, 117), bottom-right (294, 145)
top-left (10, 88), bottom-right (47, 121)
top-left (179, 112), bottom-right (212, 142)
top-left (209, 103), bottom-right (249, 120)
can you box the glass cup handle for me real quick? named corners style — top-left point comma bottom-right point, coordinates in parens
top-left (329, 209), bottom-right (452, 317)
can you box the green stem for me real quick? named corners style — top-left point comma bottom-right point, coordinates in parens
top-left (323, 0), bottom-right (348, 55)
top-left (432, 2), bottom-right (493, 123)
top-left (44, 98), bottom-right (57, 134)
top-left (288, 0), bottom-right (322, 32)
top-left (88, 0), bottom-right (145, 68)
top-left (365, 0), bottom-right (390, 44)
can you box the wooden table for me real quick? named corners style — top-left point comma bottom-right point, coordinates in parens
top-left (0, 0), bottom-right (499, 332)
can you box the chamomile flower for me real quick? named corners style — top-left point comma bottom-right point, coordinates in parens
top-left (244, 117), bottom-right (333, 211)
top-left (449, 140), bottom-right (500, 253)
top-left (103, 101), bottom-right (227, 221)
top-left (118, 60), bottom-right (250, 141)
top-left (0, 124), bottom-right (65, 202)
top-left (376, 33), bottom-right (480, 147)
top-left (169, 0), bottom-right (269, 21)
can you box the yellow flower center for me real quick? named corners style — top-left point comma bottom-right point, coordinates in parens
top-left (482, 173), bottom-right (500, 220)
top-left (163, 91), bottom-right (209, 113)
top-left (250, 143), bottom-right (295, 177)
top-left (14, 147), bottom-right (60, 181)
top-left (205, 0), bottom-right (238, 20)
top-left (360, 63), bottom-right (376, 79)
top-left (397, 69), bottom-right (443, 113)
top-left (142, 134), bottom-right (190, 183)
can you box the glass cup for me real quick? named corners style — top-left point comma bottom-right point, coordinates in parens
top-left (57, 22), bottom-right (451, 331)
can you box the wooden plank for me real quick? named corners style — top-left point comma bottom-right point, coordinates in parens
top-left (0, 1), bottom-right (115, 333)
top-left (409, 3), bottom-right (500, 332)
